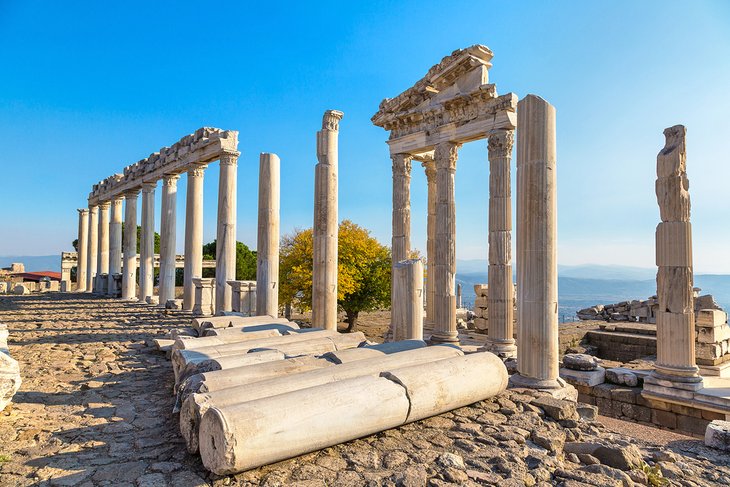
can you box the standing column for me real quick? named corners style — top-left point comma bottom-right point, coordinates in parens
top-left (431, 141), bottom-right (460, 343)
top-left (256, 153), bottom-right (280, 317)
top-left (86, 205), bottom-right (99, 292)
top-left (513, 95), bottom-right (562, 390)
top-left (122, 189), bottom-right (139, 300)
top-left (486, 129), bottom-right (517, 357)
top-left (216, 152), bottom-right (239, 314)
top-left (390, 152), bottom-right (412, 340)
top-left (76, 209), bottom-right (89, 292)
top-left (183, 165), bottom-right (206, 311)
top-left (644, 125), bottom-right (703, 396)
top-left (312, 110), bottom-right (343, 330)
top-left (96, 202), bottom-right (111, 292)
top-left (423, 160), bottom-right (437, 326)
top-left (159, 174), bottom-right (179, 305)
top-left (108, 197), bottom-right (124, 294)
top-left (139, 182), bottom-right (156, 301)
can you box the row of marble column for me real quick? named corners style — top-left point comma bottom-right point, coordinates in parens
top-left (75, 152), bottom-right (240, 315)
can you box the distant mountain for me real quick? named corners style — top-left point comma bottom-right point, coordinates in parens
top-left (557, 264), bottom-right (657, 281)
top-left (0, 255), bottom-right (60, 272)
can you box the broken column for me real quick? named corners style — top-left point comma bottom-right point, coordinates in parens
top-left (86, 204), bottom-right (99, 292)
top-left (312, 110), bottom-right (343, 331)
top-left (512, 95), bottom-right (564, 391)
top-left (139, 182), bottom-right (156, 302)
top-left (76, 208), bottom-right (89, 292)
top-left (486, 129), bottom-right (516, 357)
top-left (108, 196), bottom-right (124, 296)
top-left (216, 152), bottom-right (239, 314)
top-left (122, 189), bottom-right (139, 300)
top-left (431, 142), bottom-right (460, 343)
top-left (159, 174), bottom-right (179, 305)
top-left (228, 281), bottom-right (256, 315)
top-left (193, 277), bottom-right (216, 317)
top-left (256, 153), bottom-right (280, 318)
top-left (423, 160), bottom-right (436, 326)
top-left (392, 259), bottom-right (424, 341)
top-left (184, 165), bottom-right (206, 311)
top-left (644, 125), bottom-right (703, 397)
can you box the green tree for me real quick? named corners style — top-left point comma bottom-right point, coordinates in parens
top-left (202, 240), bottom-right (257, 281)
top-left (279, 220), bottom-right (392, 332)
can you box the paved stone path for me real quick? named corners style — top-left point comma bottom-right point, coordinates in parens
top-left (1, 293), bottom-right (729, 487)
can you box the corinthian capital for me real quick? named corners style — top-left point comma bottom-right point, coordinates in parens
top-left (188, 164), bottom-right (208, 178)
top-left (322, 110), bottom-right (344, 131)
top-left (391, 153), bottom-right (413, 177)
top-left (220, 151), bottom-right (240, 166)
top-left (422, 160), bottom-right (436, 182)
top-left (488, 129), bottom-right (515, 159)
top-left (162, 174), bottom-right (180, 187)
top-left (434, 142), bottom-right (460, 172)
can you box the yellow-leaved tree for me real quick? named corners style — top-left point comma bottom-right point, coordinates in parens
top-left (279, 220), bottom-right (391, 332)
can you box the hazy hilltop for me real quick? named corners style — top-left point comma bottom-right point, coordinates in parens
top-left (0, 255), bottom-right (60, 272)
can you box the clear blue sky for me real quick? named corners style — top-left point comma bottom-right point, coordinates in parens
top-left (1, 0), bottom-right (729, 273)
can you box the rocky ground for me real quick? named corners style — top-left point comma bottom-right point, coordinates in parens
top-left (1, 293), bottom-right (729, 487)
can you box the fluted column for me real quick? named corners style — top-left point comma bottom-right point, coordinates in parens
top-left (513, 95), bottom-right (561, 389)
top-left (159, 174), bottom-right (179, 305)
top-left (423, 160), bottom-right (436, 326)
top-left (122, 189), bottom-right (139, 300)
top-left (486, 129), bottom-right (516, 357)
top-left (390, 152), bottom-right (413, 340)
top-left (256, 153), bottom-right (280, 318)
top-left (312, 110), bottom-right (343, 330)
top-left (76, 209), bottom-right (89, 292)
top-left (96, 202), bottom-right (111, 292)
top-left (139, 182), bottom-right (156, 301)
top-left (216, 152), bottom-right (239, 314)
top-left (431, 141), bottom-right (460, 343)
top-left (108, 197), bottom-right (124, 294)
top-left (183, 165), bottom-right (206, 311)
top-left (86, 205), bottom-right (98, 292)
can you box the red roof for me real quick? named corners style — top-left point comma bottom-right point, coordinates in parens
top-left (13, 271), bottom-right (62, 282)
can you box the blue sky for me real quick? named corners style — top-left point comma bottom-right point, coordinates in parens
top-left (1, 1), bottom-right (729, 273)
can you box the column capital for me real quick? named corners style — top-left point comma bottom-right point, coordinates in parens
top-left (434, 141), bottom-right (460, 172)
top-left (421, 160), bottom-right (436, 182)
top-left (88, 204), bottom-right (99, 213)
top-left (322, 110), bottom-right (344, 131)
top-left (187, 164), bottom-right (208, 178)
top-left (78, 208), bottom-right (90, 215)
top-left (488, 129), bottom-right (515, 159)
top-left (123, 188), bottom-right (141, 198)
top-left (111, 197), bottom-right (124, 206)
top-left (220, 151), bottom-right (240, 166)
top-left (141, 182), bottom-right (156, 193)
top-left (98, 201), bottom-right (111, 210)
top-left (391, 153), bottom-right (413, 177)
top-left (162, 174), bottom-right (180, 187)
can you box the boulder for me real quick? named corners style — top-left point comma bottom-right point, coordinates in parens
top-left (705, 420), bottom-right (730, 451)
top-left (591, 444), bottom-right (643, 471)
top-left (531, 395), bottom-right (578, 421)
top-left (605, 367), bottom-right (639, 387)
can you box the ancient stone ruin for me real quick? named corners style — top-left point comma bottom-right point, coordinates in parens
top-left (0, 323), bottom-right (21, 411)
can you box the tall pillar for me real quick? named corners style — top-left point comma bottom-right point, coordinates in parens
top-left (108, 197), bottom-right (124, 294)
top-left (513, 95), bottom-right (563, 391)
top-left (431, 141), bottom-right (460, 343)
top-left (216, 152), bottom-right (239, 314)
top-left (122, 189), bottom-right (139, 300)
top-left (312, 110), bottom-right (343, 330)
top-left (86, 205), bottom-right (99, 292)
top-left (183, 165), bottom-right (206, 311)
top-left (76, 209), bottom-right (89, 292)
top-left (390, 152), bottom-right (412, 340)
top-left (96, 202), bottom-right (111, 291)
top-left (486, 129), bottom-right (516, 357)
top-left (644, 125), bottom-right (703, 398)
top-left (159, 174), bottom-right (179, 305)
top-left (423, 160), bottom-right (437, 326)
top-left (256, 153), bottom-right (280, 318)
top-left (139, 182), bottom-right (156, 301)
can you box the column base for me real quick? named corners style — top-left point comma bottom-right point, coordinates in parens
top-left (482, 339), bottom-right (517, 359)
top-left (643, 371), bottom-right (704, 403)
top-left (429, 331), bottom-right (460, 344)
top-left (509, 374), bottom-right (578, 401)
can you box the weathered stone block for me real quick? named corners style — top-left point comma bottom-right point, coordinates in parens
top-left (605, 367), bottom-right (639, 387)
top-left (560, 367), bottom-right (605, 387)
top-left (677, 414), bottom-right (709, 436)
top-left (697, 309), bottom-right (727, 327)
top-left (652, 409), bottom-right (677, 429)
top-left (610, 387), bottom-right (637, 404)
top-left (696, 324), bottom-right (730, 343)
top-left (473, 284), bottom-right (488, 298)
top-left (531, 396), bottom-right (578, 421)
top-left (563, 353), bottom-right (601, 371)
top-left (705, 420), bottom-right (730, 451)
top-left (655, 176), bottom-right (691, 222)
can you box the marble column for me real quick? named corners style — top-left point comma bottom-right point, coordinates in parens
top-left (86, 205), bottom-right (99, 292)
top-left (431, 141), bottom-right (460, 343)
top-left (122, 189), bottom-right (139, 300)
top-left (159, 174), bottom-right (179, 305)
top-left (76, 208), bottom-right (89, 292)
top-left (644, 125), bottom-right (703, 397)
top-left (108, 197), bottom-right (124, 294)
top-left (390, 152), bottom-right (412, 340)
top-left (96, 202), bottom-right (111, 292)
top-left (486, 129), bottom-right (516, 357)
top-left (139, 182), bottom-right (156, 301)
top-left (423, 160), bottom-right (437, 326)
top-left (183, 165), bottom-right (206, 311)
top-left (257, 153), bottom-right (280, 318)
top-left (392, 258), bottom-right (424, 341)
top-left (215, 152), bottom-right (239, 314)
top-left (312, 110), bottom-right (343, 331)
top-left (513, 95), bottom-right (562, 390)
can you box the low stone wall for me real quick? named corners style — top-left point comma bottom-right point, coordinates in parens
top-left (585, 329), bottom-right (656, 362)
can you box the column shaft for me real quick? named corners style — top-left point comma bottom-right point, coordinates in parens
top-left (183, 165), bottom-right (206, 311)
top-left (423, 161), bottom-right (436, 326)
top-left (76, 209), bottom-right (89, 291)
top-left (159, 174), bottom-right (179, 305)
top-left (390, 152), bottom-right (412, 340)
top-left (86, 205), bottom-right (99, 292)
top-left (108, 197), bottom-right (124, 293)
top-left (216, 152), bottom-right (239, 314)
top-left (392, 259), bottom-right (424, 341)
top-left (122, 190), bottom-right (139, 300)
top-left (312, 110), bottom-right (343, 330)
top-left (139, 183), bottom-right (156, 301)
top-left (96, 202), bottom-right (111, 291)
top-left (256, 153), bottom-right (280, 317)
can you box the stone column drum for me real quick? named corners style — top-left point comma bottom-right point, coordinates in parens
top-left (108, 197), bottom-right (124, 294)
top-left (86, 204), bottom-right (99, 292)
top-left (76, 208), bottom-right (89, 292)
top-left (391, 152), bottom-right (412, 339)
top-left (159, 174), bottom-right (180, 305)
top-left (122, 189), bottom-right (139, 300)
top-left (431, 141), bottom-right (460, 343)
top-left (644, 125), bottom-right (703, 396)
top-left (139, 182), bottom-right (156, 301)
top-left (216, 152), bottom-right (239, 314)
top-left (183, 165), bottom-right (206, 311)
top-left (256, 153), bottom-right (280, 318)
top-left (513, 95), bottom-right (562, 390)
top-left (96, 202), bottom-right (111, 292)
top-left (392, 258), bottom-right (424, 341)
top-left (312, 110), bottom-right (343, 331)
top-left (423, 161), bottom-right (436, 326)
top-left (486, 129), bottom-right (516, 357)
